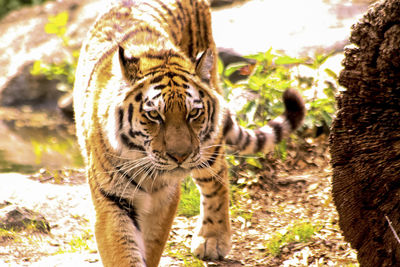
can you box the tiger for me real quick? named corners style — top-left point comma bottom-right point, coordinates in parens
top-left (73, 0), bottom-right (305, 266)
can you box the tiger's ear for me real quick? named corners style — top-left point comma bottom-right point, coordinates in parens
top-left (195, 49), bottom-right (214, 84)
top-left (118, 45), bottom-right (140, 81)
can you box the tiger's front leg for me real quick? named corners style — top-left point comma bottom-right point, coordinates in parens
top-left (90, 177), bottom-right (181, 267)
top-left (191, 153), bottom-right (232, 260)
top-left (91, 185), bottom-right (147, 267)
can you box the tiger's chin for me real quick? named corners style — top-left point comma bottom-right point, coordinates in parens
top-left (171, 167), bottom-right (190, 176)
top-left (155, 166), bottom-right (191, 182)
top-left (153, 160), bottom-right (203, 184)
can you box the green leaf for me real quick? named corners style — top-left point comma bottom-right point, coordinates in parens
top-left (224, 62), bottom-right (248, 77)
top-left (245, 157), bottom-right (262, 169)
top-left (45, 11), bottom-right (69, 35)
top-left (30, 60), bottom-right (43, 75)
top-left (275, 140), bottom-right (287, 161)
top-left (44, 23), bottom-right (59, 34)
top-left (48, 11), bottom-right (69, 27)
top-left (324, 68), bottom-right (337, 80)
top-left (315, 53), bottom-right (330, 65)
top-left (226, 155), bottom-right (240, 166)
top-left (321, 110), bottom-right (333, 126)
top-left (246, 48), bottom-right (274, 63)
top-left (217, 57), bottom-right (224, 76)
top-left (275, 55), bottom-right (305, 65)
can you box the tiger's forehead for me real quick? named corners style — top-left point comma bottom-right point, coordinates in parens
top-left (143, 77), bottom-right (202, 112)
top-left (152, 72), bottom-right (189, 101)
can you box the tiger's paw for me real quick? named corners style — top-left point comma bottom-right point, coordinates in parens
top-left (191, 234), bottom-right (231, 260)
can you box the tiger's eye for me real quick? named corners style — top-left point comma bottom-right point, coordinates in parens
top-left (189, 109), bottom-right (198, 116)
top-left (144, 110), bottom-right (162, 123)
top-left (148, 110), bottom-right (159, 119)
top-left (188, 108), bottom-right (202, 120)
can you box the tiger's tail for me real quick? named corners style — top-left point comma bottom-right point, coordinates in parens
top-left (222, 88), bottom-right (306, 154)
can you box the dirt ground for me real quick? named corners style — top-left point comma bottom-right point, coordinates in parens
top-left (162, 169), bottom-right (358, 266)
top-left (0, 142), bottom-right (359, 267)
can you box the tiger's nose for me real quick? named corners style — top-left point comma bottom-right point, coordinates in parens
top-left (167, 152), bottom-right (190, 164)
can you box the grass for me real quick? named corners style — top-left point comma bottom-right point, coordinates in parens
top-left (0, 219), bottom-right (49, 244)
top-left (68, 232), bottom-right (90, 252)
top-left (178, 177), bottom-right (200, 218)
top-left (56, 228), bottom-right (95, 254)
top-left (177, 177), bottom-right (254, 222)
top-left (164, 241), bottom-right (205, 267)
top-left (265, 221), bottom-right (321, 256)
top-left (177, 177), bottom-right (255, 224)
top-left (0, 228), bottom-right (18, 242)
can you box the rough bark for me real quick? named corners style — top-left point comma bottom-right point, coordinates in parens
top-left (329, 0), bottom-right (400, 266)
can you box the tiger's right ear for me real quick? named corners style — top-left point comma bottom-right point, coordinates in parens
top-left (118, 45), bottom-right (140, 81)
top-left (195, 49), bottom-right (214, 84)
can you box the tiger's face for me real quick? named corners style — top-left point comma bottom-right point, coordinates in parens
top-left (113, 46), bottom-right (220, 179)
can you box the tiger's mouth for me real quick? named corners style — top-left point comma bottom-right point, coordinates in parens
top-left (151, 161), bottom-right (197, 175)
top-left (148, 151), bottom-right (203, 174)
top-left (150, 160), bottom-right (190, 172)
top-left (172, 166), bottom-right (189, 174)
top-left (155, 166), bottom-right (191, 181)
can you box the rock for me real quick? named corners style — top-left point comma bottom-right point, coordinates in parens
top-left (1, 64), bottom-right (62, 107)
top-left (0, 204), bottom-right (50, 233)
top-left (0, 0), bottom-right (103, 108)
top-left (57, 92), bottom-right (74, 117)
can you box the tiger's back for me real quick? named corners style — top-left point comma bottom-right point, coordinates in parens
top-left (74, 0), bottom-right (305, 266)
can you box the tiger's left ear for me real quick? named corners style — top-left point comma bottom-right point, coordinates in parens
top-left (118, 45), bottom-right (140, 81)
top-left (195, 49), bottom-right (214, 84)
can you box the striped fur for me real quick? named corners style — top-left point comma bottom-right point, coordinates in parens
top-left (73, 0), bottom-right (305, 266)
top-left (223, 88), bottom-right (305, 154)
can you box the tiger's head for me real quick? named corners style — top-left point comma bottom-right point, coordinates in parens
top-left (105, 45), bottom-right (221, 179)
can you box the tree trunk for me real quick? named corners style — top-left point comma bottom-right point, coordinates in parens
top-left (329, 0), bottom-right (400, 266)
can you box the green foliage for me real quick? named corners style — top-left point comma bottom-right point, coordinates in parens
top-left (300, 51), bottom-right (337, 129)
top-left (0, 220), bottom-right (49, 243)
top-left (220, 49), bottom-right (339, 169)
top-left (57, 229), bottom-right (94, 254)
top-left (0, 227), bottom-right (18, 241)
top-left (177, 177), bottom-right (254, 221)
top-left (67, 231), bottom-right (91, 252)
top-left (265, 221), bottom-right (321, 256)
top-left (44, 11), bottom-right (69, 41)
top-left (0, 0), bottom-right (49, 19)
top-left (177, 177), bottom-right (200, 217)
top-left (221, 49), bottom-right (298, 128)
top-left (221, 49), bottom-right (337, 130)
top-left (30, 11), bottom-right (78, 92)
